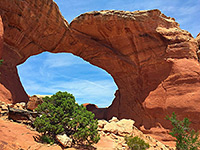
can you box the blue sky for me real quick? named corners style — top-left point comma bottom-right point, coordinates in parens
top-left (17, 0), bottom-right (200, 107)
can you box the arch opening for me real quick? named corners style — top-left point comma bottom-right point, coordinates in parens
top-left (17, 52), bottom-right (118, 108)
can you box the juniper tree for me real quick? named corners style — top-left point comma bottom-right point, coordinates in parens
top-left (33, 91), bottom-right (100, 145)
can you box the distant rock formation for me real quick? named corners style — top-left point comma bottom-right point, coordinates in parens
top-left (0, 0), bottom-right (200, 132)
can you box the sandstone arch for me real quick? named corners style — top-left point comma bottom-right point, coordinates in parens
top-left (1, 0), bottom-right (200, 129)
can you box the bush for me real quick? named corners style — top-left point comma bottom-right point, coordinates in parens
top-left (0, 59), bottom-right (3, 66)
top-left (166, 112), bottom-right (200, 150)
top-left (125, 135), bottom-right (150, 150)
top-left (40, 135), bottom-right (54, 145)
top-left (33, 91), bottom-right (100, 146)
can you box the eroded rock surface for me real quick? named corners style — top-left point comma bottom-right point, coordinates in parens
top-left (196, 33), bottom-right (200, 59)
top-left (0, 0), bottom-right (200, 134)
top-left (97, 117), bottom-right (175, 149)
top-left (0, 118), bottom-right (62, 150)
top-left (27, 95), bottom-right (43, 111)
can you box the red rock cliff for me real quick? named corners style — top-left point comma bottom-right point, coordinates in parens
top-left (0, 0), bottom-right (200, 130)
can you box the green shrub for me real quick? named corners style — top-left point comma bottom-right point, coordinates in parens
top-left (69, 104), bottom-right (100, 145)
top-left (0, 59), bottom-right (3, 66)
top-left (40, 135), bottom-right (54, 145)
top-left (33, 91), bottom-right (100, 146)
top-left (166, 112), bottom-right (200, 150)
top-left (125, 135), bottom-right (150, 150)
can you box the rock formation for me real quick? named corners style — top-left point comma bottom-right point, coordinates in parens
top-left (0, 110), bottom-right (175, 149)
top-left (196, 33), bottom-right (200, 59)
top-left (0, 0), bottom-right (200, 133)
top-left (97, 117), bottom-right (175, 149)
top-left (27, 95), bottom-right (43, 111)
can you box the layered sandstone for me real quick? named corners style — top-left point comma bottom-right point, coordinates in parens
top-left (0, 0), bottom-right (200, 135)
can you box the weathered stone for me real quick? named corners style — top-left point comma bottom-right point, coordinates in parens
top-left (98, 120), bottom-right (108, 129)
top-left (11, 102), bottom-right (26, 110)
top-left (109, 116), bottom-right (119, 123)
top-left (0, 104), bottom-right (8, 111)
top-left (8, 107), bottom-right (38, 122)
top-left (18, 102), bottom-right (26, 108)
top-left (27, 95), bottom-right (43, 111)
top-left (103, 122), bottom-right (119, 134)
top-left (109, 133), bottom-right (118, 139)
top-left (97, 118), bottom-right (175, 149)
top-left (116, 119), bottom-right (135, 135)
top-left (56, 134), bottom-right (72, 148)
top-left (0, 102), bottom-right (8, 116)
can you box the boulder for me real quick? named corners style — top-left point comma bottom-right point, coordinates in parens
top-left (103, 122), bottom-right (120, 135)
top-left (109, 116), bottom-right (119, 123)
top-left (116, 119), bottom-right (135, 135)
top-left (8, 107), bottom-right (38, 122)
top-left (56, 134), bottom-right (72, 148)
top-left (102, 118), bottom-right (135, 136)
top-left (27, 95), bottom-right (43, 111)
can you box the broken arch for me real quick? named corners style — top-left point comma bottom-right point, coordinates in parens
top-left (17, 52), bottom-right (117, 107)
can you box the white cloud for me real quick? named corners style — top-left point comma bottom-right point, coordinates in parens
top-left (22, 78), bottom-right (117, 107)
top-left (43, 53), bottom-right (88, 68)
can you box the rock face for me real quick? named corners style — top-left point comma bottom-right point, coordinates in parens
top-left (0, 0), bottom-right (200, 132)
top-left (0, 118), bottom-right (62, 150)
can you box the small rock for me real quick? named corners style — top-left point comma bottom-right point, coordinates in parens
top-left (56, 134), bottom-right (72, 148)
top-left (109, 116), bottom-right (119, 123)
top-left (0, 101), bottom-right (5, 105)
top-left (122, 143), bottom-right (128, 148)
top-left (0, 105), bottom-right (8, 111)
top-left (98, 120), bottom-right (108, 129)
top-left (18, 102), bottom-right (26, 109)
top-left (13, 104), bottom-right (24, 110)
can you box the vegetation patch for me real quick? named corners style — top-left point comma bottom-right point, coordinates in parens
top-left (33, 91), bottom-right (100, 147)
top-left (125, 135), bottom-right (150, 150)
top-left (166, 112), bottom-right (200, 150)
